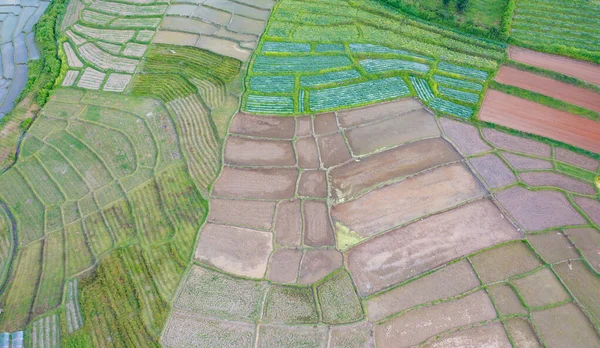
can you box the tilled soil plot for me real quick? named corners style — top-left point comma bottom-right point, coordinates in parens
top-left (165, 97), bottom-right (599, 348)
top-left (509, 46), bottom-right (600, 86)
top-left (496, 66), bottom-right (600, 113)
top-left (480, 90), bottom-right (600, 153)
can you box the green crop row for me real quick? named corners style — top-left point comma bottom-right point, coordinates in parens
top-left (438, 86), bottom-right (480, 104)
top-left (131, 74), bottom-right (197, 103)
top-left (510, 0), bottom-right (600, 63)
top-left (428, 97), bottom-right (474, 118)
top-left (409, 76), bottom-right (434, 102)
top-left (309, 76), bottom-right (410, 112)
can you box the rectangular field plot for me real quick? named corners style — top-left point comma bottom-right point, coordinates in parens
top-left (511, 0), bottom-right (600, 54)
top-left (480, 90), bottom-right (600, 154)
top-left (249, 75), bottom-right (295, 93)
top-left (314, 43), bottom-right (345, 52)
top-left (252, 55), bottom-right (353, 73)
top-left (309, 77), bottom-right (410, 112)
top-left (0, 241), bottom-right (42, 330)
top-left (434, 74), bottom-right (483, 92)
top-left (300, 69), bottom-right (361, 87)
top-left (350, 43), bottom-right (433, 61)
top-left (429, 98), bottom-right (473, 118)
top-left (89, 1), bottom-right (167, 16)
top-left (65, 221), bottom-right (94, 276)
top-left (261, 41), bottom-right (310, 53)
top-left (32, 231), bottom-right (65, 315)
top-left (65, 279), bottom-right (83, 334)
top-left (438, 86), bottom-right (479, 104)
top-left (245, 94), bottom-right (294, 114)
top-left (360, 59), bottom-right (430, 74)
top-left (437, 61), bottom-right (489, 80)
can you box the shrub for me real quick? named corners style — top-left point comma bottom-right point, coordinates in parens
top-left (456, 0), bottom-right (469, 13)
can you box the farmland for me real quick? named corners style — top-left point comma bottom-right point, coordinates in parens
top-left (0, 89), bottom-right (208, 346)
top-left (164, 100), bottom-right (600, 347)
top-left (510, 0), bottom-right (600, 62)
top-left (0, 0), bottom-right (599, 345)
top-left (242, 0), bottom-right (505, 118)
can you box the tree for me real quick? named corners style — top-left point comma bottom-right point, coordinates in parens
top-left (457, 0), bottom-right (469, 13)
top-left (442, 0), bottom-right (450, 6)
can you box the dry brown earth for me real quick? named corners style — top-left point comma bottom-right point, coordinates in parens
top-left (332, 163), bottom-right (487, 237)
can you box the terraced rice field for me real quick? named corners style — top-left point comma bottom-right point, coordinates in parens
top-left (1, 0), bottom-right (600, 345)
top-left (0, 89), bottom-right (208, 341)
top-left (0, 0), bottom-right (48, 118)
top-left (242, 0), bottom-right (506, 117)
top-left (153, 0), bottom-right (277, 61)
top-left (163, 98), bottom-right (600, 347)
top-left (60, 0), bottom-right (168, 91)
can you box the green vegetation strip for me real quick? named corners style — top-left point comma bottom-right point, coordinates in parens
top-left (509, 0), bottom-right (600, 64)
top-left (243, 0), bottom-right (503, 116)
top-left (309, 77), bottom-right (410, 112)
top-left (490, 81), bottom-right (600, 122)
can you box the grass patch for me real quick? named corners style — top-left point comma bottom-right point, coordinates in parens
top-left (377, 0), bottom-right (508, 39)
top-left (555, 162), bottom-right (598, 183)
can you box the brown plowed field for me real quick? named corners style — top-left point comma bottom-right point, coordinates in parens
top-left (480, 90), bottom-right (600, 154)
top-left (509, 47), bottom-right (600, 86)
top-left (496, 66), bottom-right (600, 113)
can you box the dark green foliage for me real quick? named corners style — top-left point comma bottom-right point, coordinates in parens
top-left (499, 0), bottom-right (515, 40)
top-left (28, 0), bottom-right (66, 106)
top-left (18, 118), bottom-right (33, 132)
top-left (377, 0), bottom-right (507, 40)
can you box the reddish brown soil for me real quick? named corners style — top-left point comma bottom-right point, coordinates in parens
top-left (479, 90), bottom-right (600, 154)
top-left (509, 47), bottom-right (600, 86)
top-left (495, 66), bottom-right (600, 113)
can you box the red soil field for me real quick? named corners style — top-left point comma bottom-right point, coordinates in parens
top-left (480, 90), bottom-right (600, 154)
top-left (495, 66), bottom-right (600, 113)
top-left (509, 47), bottom-right (600, 86)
